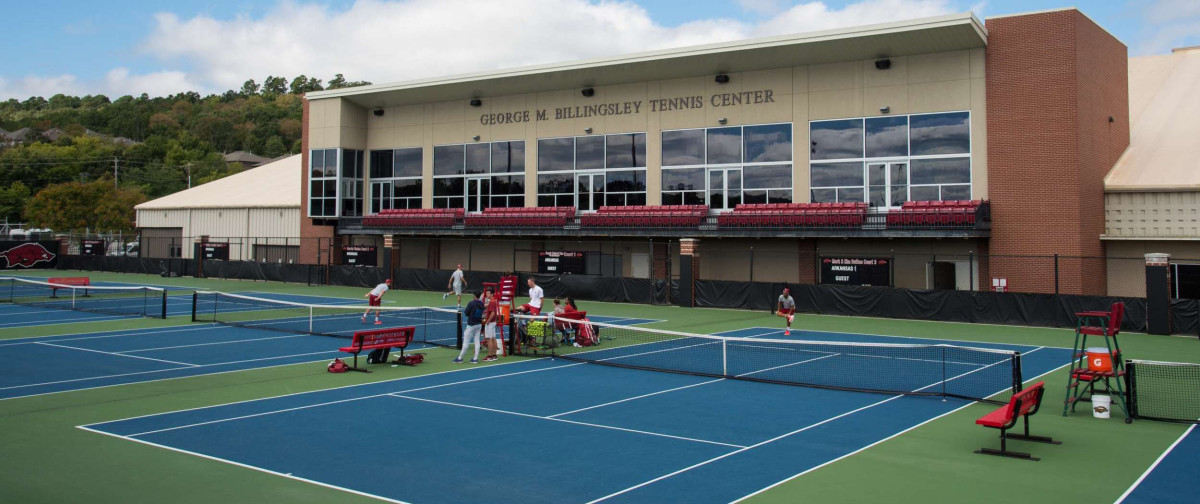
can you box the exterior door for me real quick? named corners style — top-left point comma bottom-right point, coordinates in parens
top-left (465, 177), bottom-right (490, 213)
top-left (576, 172), bottom-right (605, 212)
top-left (867, 162), bottom-right (908, 208)
top-left (707, 168), bottom-right (742, 210)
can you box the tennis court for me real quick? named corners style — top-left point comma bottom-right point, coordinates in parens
top-left (77, 323), bottom-right (1073, 504)
top-left (0, 294), bottom-right (659, 400)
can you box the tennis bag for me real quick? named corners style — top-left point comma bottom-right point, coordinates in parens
top-left (575, 319), bottom-right (597, 347)
top-left (366, 348), bottom-right (390, 364)
top-left (399, 353), bottom-right (425, 366)
top-left (327, 358), bottom-right (349, 373)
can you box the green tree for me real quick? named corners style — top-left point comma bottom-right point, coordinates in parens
top-left (0, 182), bottom-right (32, 221)
top-left (240, 79), bottom-right (261, 96)
top-left (25, 179), bottom-right (146, 232)
top-left (262, 76), bottom-right (288, 96)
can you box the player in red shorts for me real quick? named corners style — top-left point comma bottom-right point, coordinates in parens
top-left (513, 278), bottom-right (544, 315)
top-left (362, 279), bottom-right (392, 325)
top-left (776, 287), bottom-right (796, 336)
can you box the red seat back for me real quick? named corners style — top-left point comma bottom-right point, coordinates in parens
top-left (1108, 302), bottom-right (1125, 334)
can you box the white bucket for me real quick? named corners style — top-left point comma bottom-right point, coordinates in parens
top-left (1092, 395), bottom-right (1112, 419)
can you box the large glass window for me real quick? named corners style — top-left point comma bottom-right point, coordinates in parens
top-left (433, 140), bottom-right (525, 210)
top-left (809, 112), bottom-right (971, 205)
top-left (340, 150), bottom-right (364, 217)
top-left (661, 123), bottom-right (793, 209)
top-left (369, 147), bottom-right (423, 213)
top-left (308, 148), bottom-right (340, 218)
top-left (536, 133), bottom-right (647, 209)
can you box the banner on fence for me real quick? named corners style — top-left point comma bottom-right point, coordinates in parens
top-left (202, 242), bottom-right (230, 260)
top-left (81, 240), bottom-right (106, 256)
top-left (341, 245), bottom-right (377, 266)
top-left (0, 241), bottom-right (59, 269)
top-left (820, 257), bottom-right (890, 287)
top-left (538, 251), bottom-right (586, 274)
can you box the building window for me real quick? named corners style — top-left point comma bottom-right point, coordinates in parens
top-left (536, 133), bottom-right (647, 211)
top-left (340, 150), bottom-right (364, 217)
top-left (368, 147), bottom-right (423, 213)
top-left (308, 148), bottom-right (340, 218)
top-left (808, 112), bottom-right (970, 206)
top-left (661, 123), bottom-right (792, 209)
top-left (433, 140), bottom-right (525, 211)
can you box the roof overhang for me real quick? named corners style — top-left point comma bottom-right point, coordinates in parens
top-left (307, 12), bottom-right (987, 109)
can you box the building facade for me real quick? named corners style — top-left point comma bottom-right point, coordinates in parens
top-left (298, 8), bottom-right (1129, 296)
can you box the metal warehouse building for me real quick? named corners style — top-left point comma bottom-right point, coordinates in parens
top-left (135, 155), bottom-right (303, 262)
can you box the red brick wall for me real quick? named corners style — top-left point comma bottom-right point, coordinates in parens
top-left (299, 97), bottom-right (335, 264)
top-left (985, 9), bottom-right (1128, 295)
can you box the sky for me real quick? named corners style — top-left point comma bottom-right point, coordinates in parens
top-left (0, 0), bottom-right (1196, 100)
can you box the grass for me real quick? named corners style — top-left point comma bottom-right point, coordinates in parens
top-left (1, 270), bottom-right (1197, 503)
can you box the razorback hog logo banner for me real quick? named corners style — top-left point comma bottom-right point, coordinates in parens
top-left (0, 241), bottom-right (59, 269)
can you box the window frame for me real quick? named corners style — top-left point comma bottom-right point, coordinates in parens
top-left (368, 147), bottom-right (424, 214)
top-left (535, 132), bottom-right (648, 210)
top-left (433, 140), bottom-right (527, 210)
top-left (660, 122), bottom-right (794, 210)
top-left (308, 148), bottom-right (341, 218)
top-left (808, 111), bottom-right (972, 206)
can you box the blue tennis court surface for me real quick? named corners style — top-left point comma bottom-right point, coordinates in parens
top-left (79, 330), bottom-right (1073, 504)
top-left (0, 314), bottom-right (655, 400)
top-left (1119, 424), bottom-right (1199, 503)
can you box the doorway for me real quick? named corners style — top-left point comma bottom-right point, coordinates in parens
top-left (707, 168), bottom-right (742, 210)
top-left (576, 172), bottom-right (605, 212)
top-left (465, 177), bottom-right (490, 213)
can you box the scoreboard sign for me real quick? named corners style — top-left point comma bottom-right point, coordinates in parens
top-left (539, 251), bottom-right (585, 274)
top-left (342, 245), bottom-right (377, 266)
top-left (820, 257), bottom-right (890, 287)
top-left (202, 242), bottom-right (230, 260)
top-left (81, 240), bottom-right (106, 256)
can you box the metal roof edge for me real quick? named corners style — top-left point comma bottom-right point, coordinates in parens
top-left (306, 12), bottom-right (983, 102)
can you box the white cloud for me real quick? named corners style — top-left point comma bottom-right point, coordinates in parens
top-left (1, 0), bottom-right (963, 100)
top-left (1133, 0), bottom-right (1200, 55)
top-left (0, 74), bottom-right (84, 100)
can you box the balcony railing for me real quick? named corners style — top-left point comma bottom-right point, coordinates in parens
top-left (338, 201), bottom-right (991, 237)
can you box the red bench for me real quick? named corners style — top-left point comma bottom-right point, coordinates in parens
top-left (47, 277), bottom-right (90, 297)
top-left (975, 381), bottom-right (1060, 460)
top-left (337, 326), bottom-right (415, 372)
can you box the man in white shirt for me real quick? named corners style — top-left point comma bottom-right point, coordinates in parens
top-left (443, 264), bottom-right (467, 307)
top-left (515, 278), bottom-right (544, 315)
top-left (362, 279), bottom-right (392, 325)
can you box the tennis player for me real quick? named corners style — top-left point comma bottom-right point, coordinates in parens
top-left (454, 290), bottom-right (485, 364)
top-left (482, 288), bottom-right (502, 362)
top-left (361, 279), bottom-right (392, 325)
top-left (776, 287), bottom-right (796, 336)
top-left (514, 278), bottom-right (544, 315)
top-left (442, 264), bottom-right (467, 307)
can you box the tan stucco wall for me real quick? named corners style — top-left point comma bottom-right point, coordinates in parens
top-left (1105, 191), bottom-right (1200, 238)
top-left (308, 48), bottom-right (987, 207)
top-left (1105, 239), bottom-right (1200, 297)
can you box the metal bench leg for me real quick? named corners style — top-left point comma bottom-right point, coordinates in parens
top-left (975, 430), bottom-right (1039, 461)
top-left (348, 352), bottom-right (370, 373)
top-left (1007, 417), bottom-right (1061, 445)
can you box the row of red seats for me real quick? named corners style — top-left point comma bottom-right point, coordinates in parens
top-left (886, 200), bottom-right (987, 227)
top-left (581, 205), bottom-right (706, 228)
top-left (719, 202), bottom-right (868, 228)
top-left (718, 209), bottom-right (866, 227)
top-left (465, 207), bottom-right (575, 227)
top-left (363, 208), bottom-right (462, 227)
top-left (735, 202), bottom-right (867, 211)
top-left (375, 208), bottom-right (465, 216)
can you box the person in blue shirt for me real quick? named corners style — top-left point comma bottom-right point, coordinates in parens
top-left (453, 290), bottom-right (487, 364)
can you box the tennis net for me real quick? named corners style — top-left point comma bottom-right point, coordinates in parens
top-left (192, 291), bottom-right (462, 348)
top-left (1127, 360), bottom-right (1200, 424)
top-left (0, 276), bottom-right (167, 318)
top-left (513, 315), bottom-right (1022, 403)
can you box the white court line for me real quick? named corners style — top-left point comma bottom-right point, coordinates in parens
top-left (547, 379), bottom-right (726, 418)
top-left (0, 349), bottom-right (340, 393)
top-left (119, 333), bottom-right (311, 353)
top-left (75, 425), bottom-right (412, 504)
top-left (34, 341), bottom-right (198, 367)
top-left (389, 393), bottom-right (745, 449)
top-left (118, 363), bottom-right (585, 438)
top-left (0, 323), bottom-right (217, 347)
top-left (732, 359), bottom-right (1068, 503)
top-left (1115, 424), bottom-right (1196, 504)
top-left (586, 347), bottom-right (1045, 503)
top-left (744, 326), bottom-right (1070, 351)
